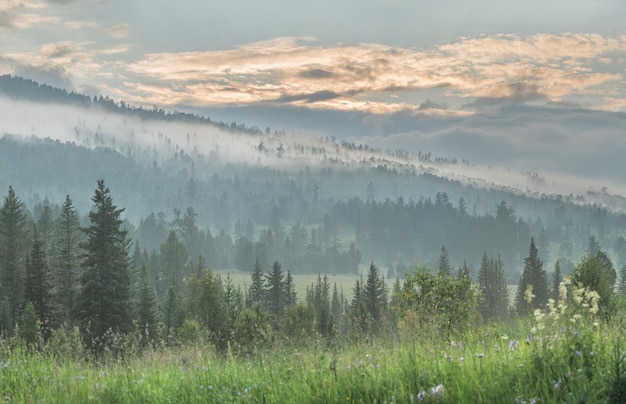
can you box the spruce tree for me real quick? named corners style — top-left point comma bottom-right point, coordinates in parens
top-left (364, 262), bottom-right (386, 327)
top-left (265, 261), bottom-right (285, 324)
top-left (76, 180), bottom-right (132, 350)
top-left (283, 270), bottom-right (297, 308)
top-left (248, 258), bottom-right (265, 307)
top-left (0, 186), bottom-right (31, 332)
top-left (54, 195), bottom-right (82, 326)
top-left (159, 230), bottom-right (187, 296)
top-left (134, 262), bottom-right (157, 346)
top-left (24, 226), bottom-right (56, 340)
top-left (516, 238), bottom-right (548, 316)
top-left (478, 252), bottom-right (509, 321)
top-left (438, 245), bottom-right (452, 276)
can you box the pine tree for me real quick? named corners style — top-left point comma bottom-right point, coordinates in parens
top-left (36, 203), bottom-right (55, 269)
top-left (313, 274), bottom-right (333, 337)
top-left (516, 238), bottom-right (548, 316)
top-left (478, 252), bottom-right (509, 321)
top-left (223, 272), bottom-right (243, 332)
top-left (76, 180), bottom-right (132, 350)
top-left (159, 230), bottom-right (188, 296)
top-left (265, 261), bottom-right (285, 324)
top-left (161, 285), bottom-right (183, 343)
top-left (134, 262), bottom-right (157, 346)
top-left (438, 245), bottom-right (452, 276)
top-left (248, 258), bottom-right (265, 307)
top-left (24, 226), bottom-right (56, 340)
top-left (283, 270), bottom-right (297, 308)
top-left (54, 195), bottom-right (82, 326)
top-left (0, 186), bottom-right (31, 332)
top-left (364, 262), bottom-right (386, 330)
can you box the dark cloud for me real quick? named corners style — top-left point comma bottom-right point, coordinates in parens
top-left (14, 64), bottom-right (72, 90)
top-left (298, 68), bottom-right (335, 79)
top-left (418, 99), bottom-right (449, 110)
top-left (276, 90), bottom-right (340, 103)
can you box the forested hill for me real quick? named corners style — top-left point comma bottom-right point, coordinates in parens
top-left (1, 75), bottom-right (626, 281)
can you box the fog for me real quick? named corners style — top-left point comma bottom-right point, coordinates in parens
top-left (2, 94), bottom-right (626, 212)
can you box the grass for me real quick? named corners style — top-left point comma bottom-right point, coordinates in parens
top-left (1, 315), bottom-right (625, 403)
top-left (3, 279), bottom-right (626, 403)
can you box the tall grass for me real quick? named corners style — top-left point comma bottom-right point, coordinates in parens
top-left (2, 285), bottom-right (626, 402)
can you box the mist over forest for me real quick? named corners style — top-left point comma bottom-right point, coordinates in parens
top-left (1, 75), bottom-right (626, 283)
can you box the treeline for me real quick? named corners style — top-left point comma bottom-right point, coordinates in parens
top-left (2, 181), bottom-right (626, 358)
top-left (3, 135), bottom-right (625, 282)
top-left (0, 75), bottom-right (267, 135)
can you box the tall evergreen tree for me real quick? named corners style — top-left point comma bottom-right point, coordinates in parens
top-left (312, 273), bottom-right (333, 338)
top-left (248, 258), bottom-right (265, 307)
top-left (0, 186), bottom-right (31, 332)
top-left (265, 261), bottom-right (285, 325)
top-left (283, 270), bottom-right (297, 308)
top-left (438, 245), bottom-right (452, 276)
top-left (24, 226), bottom-right (56, 340)
top-left (364, 262), bottom-right (386, 328)
top-left (516, 238), bottom-right (548, 316)
top-left (54, 195), bottom-right (82, 326)
top-left (134, 262), bottom-right (158, 346)
top-left (478, 252), bottom-right (509, 321)
top-left (36, 203), bottom-right (55, 269)
top-left (76, 180), bottom-right (132, 349)
top-left (159, 230), bottom-right (188, 296)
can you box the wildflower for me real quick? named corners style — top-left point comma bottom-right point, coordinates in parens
top-left (460, 356), bottom-right (464, 361)
top-left (554, 381), bottom-right (560, 390)
top-left (509, 340), bottom-right (519, 350)
top-left (575, 350), bottom-right (581, 357)
top-left (431, 384), bottom-right (444, 395)
top-left (417, 390), bottom-right (426, 401)
top-left (530, 327), bottom-right (538, 334)
top-left (366, 354), bottom-right (372, 362)
top-left (524, 284), bottom-right (535, 304)
top-left (475, 353), bottom-right (485, 358)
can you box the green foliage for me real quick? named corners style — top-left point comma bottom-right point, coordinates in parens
top-left (54, 195), bottom-right (82, 326)
top-left (24, 226), bottom-right (57, 340)
top-left (134, 262), bottom-right (158, 347)
top-left (478, 252), bottom-right (510, 321)
top-left (572, 251), bottom-right (617, 317)
top-left (76, 180), bottom-right (133, 351)
top-left (397, 263), bottom-right (479, 338)
top-left (18, 302), bottom-right (42, 349)
top-left (184, 268), bottom-right (227, 351)
top-left (516, 238), bottom-right (549, 316)
top-left (159, 230), bottom-right (187, 295)
top-left (284, 303), bottom-right (316, 342)
top-left (177, 319), bottom-right (204, 345)
top-left (0, 186), bottom-right (31, 332)
top-left (233, 302), bottom-right (272, 356)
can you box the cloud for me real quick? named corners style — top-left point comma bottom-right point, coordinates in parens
top-left (117, 33), bottom-right (626, 114)
top-left (105, 23), bottom-right (129, 39)
top-left (14, 63), bottom-right (72, 89)
top-left (41, 42), bottom-right (73, 58)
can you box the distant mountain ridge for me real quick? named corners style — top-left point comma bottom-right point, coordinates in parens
top-left (1, 74), bottom-right (626, 277)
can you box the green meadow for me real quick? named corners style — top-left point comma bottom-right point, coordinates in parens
top-left (2, 285), bottom-right (625, 403)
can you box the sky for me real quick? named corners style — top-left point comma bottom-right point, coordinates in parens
top-left (2, 0), bottom-right (626, 193)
